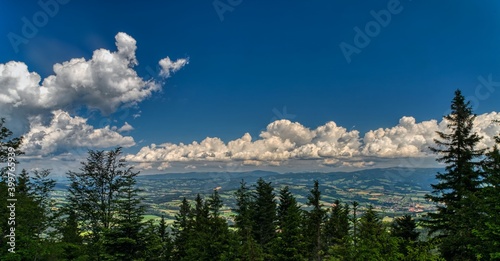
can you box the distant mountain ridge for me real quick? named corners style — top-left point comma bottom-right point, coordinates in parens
top-left (137, 167), bottom-right (441, 192)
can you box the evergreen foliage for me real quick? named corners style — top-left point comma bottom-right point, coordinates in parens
top-left (424, 90), bottom-right (484, 260)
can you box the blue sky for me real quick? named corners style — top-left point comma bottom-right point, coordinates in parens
top-left (1, 0), bottom-right (500, 174)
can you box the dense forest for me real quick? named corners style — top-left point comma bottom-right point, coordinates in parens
top-left (1, 90), bottom-right (499, 260)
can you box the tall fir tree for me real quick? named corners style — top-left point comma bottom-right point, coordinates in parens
top-left (472, 141), bottom-right (500, 259)
top-left (324, 200), bottom-right (349, 246)
top-left (424, 90), bottom-right (484, 260)
top-left (252, 178), bottom-right (277, 256)
top-left (234, 180), bottom-right (254, 239)
top-left (272, 186), bottom-right (305, 261)
top-left (101, 173), bottom-right (145, 260)
top-left (356, 205), bottom-right (400, 261)
top-left (184, 194), bottom-right (211, 260)
top-left (391, 214), bottom-right (419, 256)
top-left (156, 215), bottom-right (174, 260)
top-left (59, 208), bottom-right (85, 260)
top-left (207, 189), bottom-right (236, 260)
top-left (305, 180), bottom-right (327, 261)
top-left (234, 180), bottom-right (264, 261)
top-left (172, 197), bottom-right (192, 260)
top-left (140, 220), bottom-right (170, 261)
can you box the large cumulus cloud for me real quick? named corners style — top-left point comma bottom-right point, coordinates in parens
top-left (0, 32), bottom-right (187, 156)
top-left (125, 119), bottom-right (364, 169)
top-left (361, 112), bottom-right (500, 158)
top-left (22, 110), bottom-right (135, 156)
top-left (361, 117), bottom-right (440, 157)
top-left (1, 32), bottom-right (187, 117)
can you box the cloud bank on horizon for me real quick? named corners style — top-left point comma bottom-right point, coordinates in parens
top-left (125, 112), bottom-right (500, 171)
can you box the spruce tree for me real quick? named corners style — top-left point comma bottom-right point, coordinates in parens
top-left (157, 215), bottom-right (174, 260)
top-left (207, 189), bottom-right (235, 260)
top-left (424, 89), bottom-right (484, 260)
top-left (234, 180), bottom-right (264, 261)
top-left (234, 180), bottom-right (254, 239)
top-left (59, 209), bottom-right (85, 260)
top-left (184, 194), bottom-right (211, 260)
top-left (351, 201), bottom-right (359, 248)
top-left (172, 197), bottom-right (192, 260)
top-left (102, 174), bottom-right (145, 260)
top-left (31, 169), bottom-right (57, 238)
top-left (252, 178), bottom-right (277, 255)
top-left (472, 143), bottom-right (500, 259)
top-left (273, 186), bottom-right (305, 260)
top-left (391, 215), bottom-right (419, 256)
top-left (305, 180), bottom-right (327, 261)
top-left (356, 205), bottom-right (399, 261)
top-left (325, 200), bottom-right (350, 248)
top-left (0, 168), bottom-right (59, 259)
top-left (2, 169), bottom-right (43, 259)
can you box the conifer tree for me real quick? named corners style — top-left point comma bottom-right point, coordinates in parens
top-left (31, 169), bottom-right (57, 238)
top-left (172, 197), bottom-right (192, 260)
top-left (351, 201), bottom-right (359, 248)
top-left (391, 214), bottom-right (419, 256)
top-left (356, 205), bottom-right (399, 261)
top-left (272, 186), bottom-right (305, 260)
top-left (1, 169), bottom-right (43, 259)
top-left (59, 209), bottom-right (85, 260)
top-left (1, 168), bottom-right (58, 259)
top-left (252, 178), bottom-right (277, 255)
top-left (472, 142), bottom-right (500, 259)
top-left (325, 200), bottom-right (350, 248)
top-left (102, 174), bottom-right (145, 260)
top-left (207, 189), bottom-right (236, 260)
top-left (424, 90), bottom-right (484, 260)
top-left (234, 180), bottom-right (264, 260)
top-left (234, 180), bottom-right (254, 239)
top-left (158, 215), bottom-right (174, 260)
top-left (184, 194), bottom-right (211, 260)
top-left (305, 180), bottom-right (327, 261)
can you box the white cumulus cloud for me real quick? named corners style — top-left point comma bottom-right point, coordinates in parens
top-left (21, 110), bottom-right (135, 156)
top-left (117, 122), bottom-right (134, 132)
top-left (22, 110), bottom-right (135, 156)
top-left (0, 33), bottom-right (174, 118)
top-left (125, 113), bottom-right (500, 171)
top-left (125, 119), bottom-right (363, 170)
top-left (159, 57), bottom-right (188, 78)
top-left (0, 32), bottom-right (187, 158)
top-left (361, 117), bottom-right (440, 157)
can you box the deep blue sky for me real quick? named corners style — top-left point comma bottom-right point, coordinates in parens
top-left (1, 1), bottom-right (500, 173)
